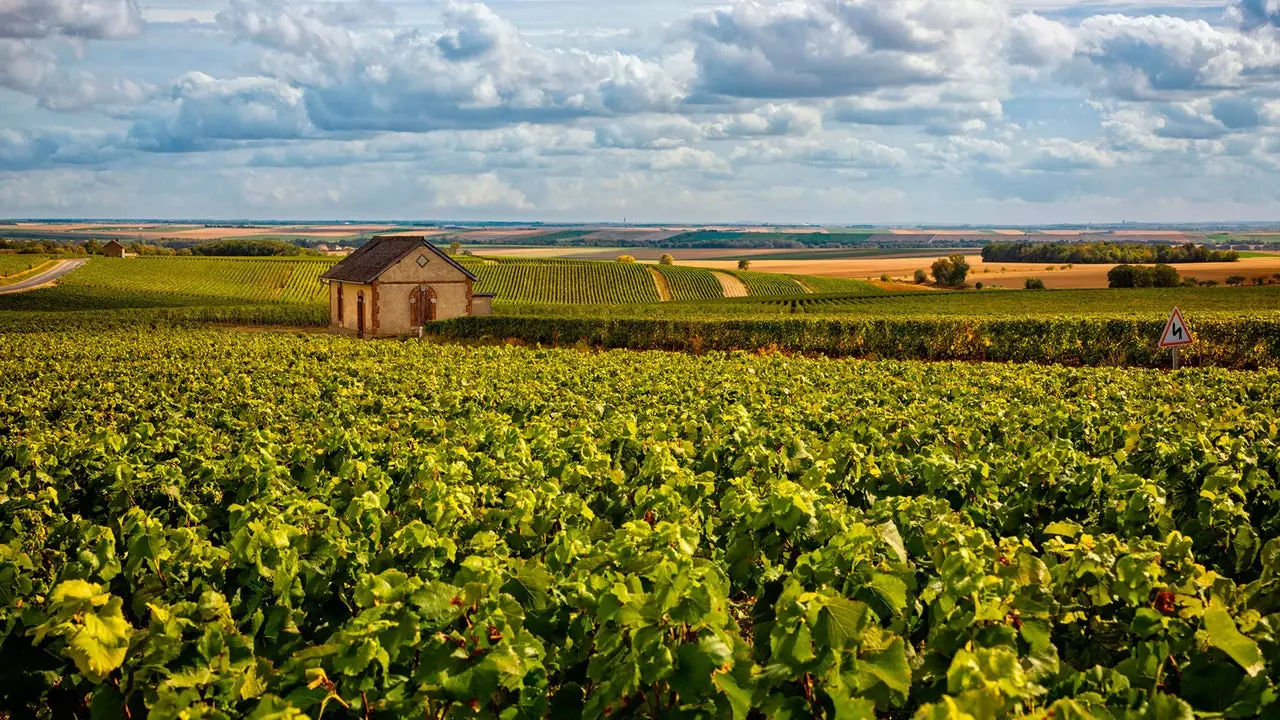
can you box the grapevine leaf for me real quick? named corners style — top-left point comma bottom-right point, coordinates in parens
top-left (1204, 607), bottom-right (1265, 677)
top-left (868, 574), bottom-right (908, 615)
top-left (712, 672), bottom-right (754, 720)
top-left (813, 596), bottom-right (870, 651)
top-left (860, 637), bottom-right (911, 694)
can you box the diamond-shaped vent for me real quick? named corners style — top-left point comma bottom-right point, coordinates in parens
top-left (416, 254), bottom-right (429, 268)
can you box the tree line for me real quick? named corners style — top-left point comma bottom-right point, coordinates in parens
top-left (982, 242), bottom-right (1238, 264)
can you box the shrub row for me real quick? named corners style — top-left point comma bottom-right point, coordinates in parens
top-left (0, 304), bottom-right (327, 333)
top-left (428, 314), bottom-right (1280, 368)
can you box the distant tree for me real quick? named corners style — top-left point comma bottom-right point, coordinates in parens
top-left (617, 255), bottom-right (637, 263)
top-left (930, 254), bottom-right (970, 287)
top-left (880, 273), bottom-right (890, 282)
top-left (1149, 264), bottom-right (1181, 288)
top-left (1025, 278), bottom-right (1046, 290)
top-left (1273, 273), bottom-right (1280, 282)
top-left (913, 269), bottom-right (927, 284)
top-left (449, 241), bottom-right (462, 255)
top-left (1254, 276), bottom-right (1268, 286)
top-left (462, 249), bottom-right (474, 256)
top-left (975, 281), bottom-right (985, 290)
top-left (659, 254), bottom-right (675, 266)
top-left (190, 239), bottom-right (310, 257)
top-left (1201, 280), bottom-right (1220, 287)
top-left (83, 238), bottom-right (102, 255)
top-left (1108, 264), bottom-right (1139, 288)
top-left (738, 259), bottom-right (752, 270)
top-left (1226, 275), bottom-right (1246, 286)
top-left (1045, 266), bottom-right (1056, 272)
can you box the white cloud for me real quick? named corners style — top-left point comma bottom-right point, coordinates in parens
top-left (217, 0), bottom-right (686, 133)
top-left (686, 0), bottom-right (1008, 100)
top-left (421, 172), bottom-right (532, 209)
top-left (128, 72), bottom-right (313, 151)
top-left (0, 0), bottom-right (142, 40)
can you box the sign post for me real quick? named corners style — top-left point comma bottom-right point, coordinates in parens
top-left (1159, 307), bottom-right (1193, 370)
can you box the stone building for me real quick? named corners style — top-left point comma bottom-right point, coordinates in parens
top-left (320, 236), bottom-right (494, 339)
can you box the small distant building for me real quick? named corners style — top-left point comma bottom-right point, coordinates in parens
top-left (103, 240), bottom-right (126, 258)
top-left (319, 235), bottom-right (495, 339)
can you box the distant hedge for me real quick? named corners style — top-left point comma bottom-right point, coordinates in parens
top-left (427, 315), bottom-right (1280, 369)
top-left (982, 242), bottom-right (1238, 264)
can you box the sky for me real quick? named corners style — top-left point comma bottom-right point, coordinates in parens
top-left (2, 0), bottom-right (1280, 224)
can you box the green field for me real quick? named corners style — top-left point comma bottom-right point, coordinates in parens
top-left (654, 264), bottom-right (727, 301)
top-left (0, 254), bottom-right (54, 284)
top-left (460, 259), bottom-right (661, 304)
top-left (3, 331), bottom-right (1279, 718)
top-left (4, 255), bottom-right (1280, 366)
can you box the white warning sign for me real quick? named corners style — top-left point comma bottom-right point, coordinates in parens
top-left (1159, 307), bottom-right (1194, 348)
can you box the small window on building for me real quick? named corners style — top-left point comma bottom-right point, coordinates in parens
top-left (416, 254), bottom-right (430, 268)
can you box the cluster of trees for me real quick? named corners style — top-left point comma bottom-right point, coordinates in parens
top-left (186, 239), bottom-right (321, 257)
top-left (930, 254), bottom-right (971, 286)
top-left (0, 239), bottom-right (82, 254)
top-left (1107, 264), bottom-right (1182, 288)
top-left (982, 242), bottom-right (1238, 264)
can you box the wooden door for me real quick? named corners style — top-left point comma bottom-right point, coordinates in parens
top-left (357, 293), bottom-right (365, 338)
top-left (410, 286), bottom-right (437, 326)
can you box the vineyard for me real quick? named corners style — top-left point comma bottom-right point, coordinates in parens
top-left (722, 270), bottom-right (805, 297)
top-left (462, 259), bottom-right (662, 304)
top-left (654, 265), bottom-right (727, 301)
top-left (2, 331), bottom-right (1279, 718)
top-left (0, 255), bottom-right (54, 284)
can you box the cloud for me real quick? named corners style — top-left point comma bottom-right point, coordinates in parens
top-left (704, 104), bottom-right (823, 137)
top-left (1231, 0), bottom-right (1280, 30)
top-left (685, 0), bottom-right (1006, 100)
top-left (1067, 15), bottom-right (1280, 100)
top-left (0, 0), bottom-right (142, 40)
top-left (1026, 138), bottom-right (1118, 171)
top-left (733, 136), bottom-right (909, 169)
top-left (128, 72), bottom-right (312, 152)
top-left (217, 0), bottom-right (685, 133)
top-left (1006, 13), bottom-right (1077, 69)
top-left (0, 0), bottom-right (143, 106)
top-left (421, 172), bottom-right (531, 209)
top-left (639, 147), bottom-right (727, 172)
top-left (0, 128), bottom-right (122, 170)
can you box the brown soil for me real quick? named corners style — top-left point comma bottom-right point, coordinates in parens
top-left (649, 268), bottom-right (673, 302)
top-left (712, 271), bottom-right (748, 298)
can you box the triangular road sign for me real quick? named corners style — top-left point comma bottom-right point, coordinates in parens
top-left (1160, 307), bottom-right (1194, 348)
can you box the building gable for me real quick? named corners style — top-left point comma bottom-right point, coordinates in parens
top-left (321, 236), bottom-right (477, 284)
top-left (376, 246), bottom-right (474, 284)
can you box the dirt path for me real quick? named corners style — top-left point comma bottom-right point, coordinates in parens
top-left (0, 259), bottom-right (87, 294)
top-left (712, 271), bottom-right (748, 298)
top-left (648, 267), bottom-right (673, 302)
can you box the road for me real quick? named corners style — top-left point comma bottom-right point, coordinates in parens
top-left (0, 259), bottom-right (88, 294)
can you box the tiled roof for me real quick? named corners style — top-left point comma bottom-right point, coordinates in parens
top-left (320, 236), bottom-right (478, 284)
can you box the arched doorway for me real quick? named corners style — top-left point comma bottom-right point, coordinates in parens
top-left (356, 292), bottom-right (365, 339)
top-left (410, 285), bottom-right (437, 326)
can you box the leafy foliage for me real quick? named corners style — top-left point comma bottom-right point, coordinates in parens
top-left (1108, 264), bottom-right (1182, 288)
top-left (931, 255), bottom-right (971, 287)
top-left (984, 241), bottom-right (1238, 264)
top-left (3, 331), bottom-right (1280, 718)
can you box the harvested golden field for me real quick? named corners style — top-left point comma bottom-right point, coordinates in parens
top-left (684, 255), bottom-right (1280, 289)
